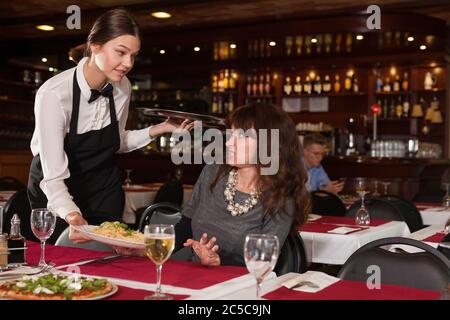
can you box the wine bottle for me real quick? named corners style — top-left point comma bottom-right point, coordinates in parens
top-left (403, 96), bottom-right (410, 117)
top-left (376, 72), bottom-right (383, 92)
top-left (383, 78), bottom-right (391, 92)
top-left (334, 74), bottom-right (341, 93)
top-left (258, 74), bottom-right (265, 96)
top-left (353, 77), bottom-right (359, 93)
top-left (252, 75), bottom-right (258, 96)
top-left (389, 97), bottom-right (396, 118)
top-left (395, 96), bottom-right (403, 118)
top-left (283, 76), bottom-right (292, 95)
top-left (393, 74), bottom-right (400, 92)
top-left (264, 74), bottom-right (271, 95)
top-left (304, 76), bottom-right (312, 94)
top-left (246, 76), bottom-right (252, 96)
top-left (323, 75), bottom-right (331, 93)
top-left (313, 75), bottom-right (322, 94)
top-left (402, 72), bottom-right (409, 91)
top-left (294, 76), bottom-right (302, 94)
top-left (344, 73), bottom-right (352, 92)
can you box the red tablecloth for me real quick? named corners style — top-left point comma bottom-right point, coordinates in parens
top-left (423, 232), bottom-right (447, 243)
top-left (105, 285), bottom-right (189, 300)
top-left (315, 216), bottom-right (390, 227)
top-left (299, 216), bottom-right (390, 234)
top-left (299, 223), bottom-right (367, 234)
top-left (263, 280), bottom-right (441, 300)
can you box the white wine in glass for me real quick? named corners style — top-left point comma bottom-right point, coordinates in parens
top-left (144, 224), bottom-right (175, 300)
top-left (244, 234), bottom-right (279, 300)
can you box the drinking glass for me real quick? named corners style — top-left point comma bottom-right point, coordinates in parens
top-left (372, 180), bottom-right (380, 197)
top-left (30, 209), bottom-right (57, 267)
top-left (444, 218), bottom-right (450, 234)
top-left (124, 169), bottom-right (133, 187)
top-left (244, 234), bottom-right (279, 300)
top-left (355, 191), bottom-right (370, 225)
top-left (144, 224), bottom-right (175, 300)
top-left (442, 183), bottom-right (450, 209)
top-left (381, 182), bottom-right (391, 195)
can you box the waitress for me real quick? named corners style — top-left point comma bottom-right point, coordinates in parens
top-left (27, 9), bottom-right (194, 242)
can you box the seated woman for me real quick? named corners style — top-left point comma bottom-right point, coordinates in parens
top-left (177, 102), bottom-right (310, 266)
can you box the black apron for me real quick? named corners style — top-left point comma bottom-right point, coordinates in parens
top-left (28, 71), bottom-right (125, 228)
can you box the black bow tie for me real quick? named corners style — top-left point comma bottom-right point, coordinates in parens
top-left (88, 83), bottom-right (113, 103)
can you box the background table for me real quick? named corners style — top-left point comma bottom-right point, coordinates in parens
top-left (299, 216), bottom-right (410, 265)
top-left (415, 202), bottom-right (450, 227)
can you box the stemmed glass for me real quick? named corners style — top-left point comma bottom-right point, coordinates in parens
top-left (444, 218), bottom-right (450, 234)
top-left (372, 180), bottom-right (380, 197)
top-left (381, 182), bottom-right (391, 195)
top-left (442, 183), bottom-right (450, 209)
top-left (355, 181), bottom-right (370, 225)
top-left (124, 169), bottom-right (133, 187)
top-left (144, 224), bottom-right (175, 300)
top-left (30, 209), bottom-right (57, 267)
top-left (244, 234), bottom-right (280, 300)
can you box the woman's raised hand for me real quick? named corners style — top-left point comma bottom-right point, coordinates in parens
top-left (184, 233), bottom-right (221, 266)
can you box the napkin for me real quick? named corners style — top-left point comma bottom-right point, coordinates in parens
top-left (282, 271), bottom-right (339, 293)
top-left (307, 214), bottom-right (322, 222)
top-left (422, 207), bottom-right (450, 213)
top-left (327, 226), bottom-right (364, 234)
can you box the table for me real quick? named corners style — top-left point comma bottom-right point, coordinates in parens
top-left (122, 183), bottom-right (193, 224)
top-left (415, 202), bottom-right (450, 227)
top-left (389, 225), bottom-right (448, 253)
top-left (299, 216), bottom-right (410, 265)
top-left (218, 272), bottom-right (441, 300)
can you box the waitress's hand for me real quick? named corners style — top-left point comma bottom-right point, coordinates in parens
top-left (66, 212), bottom-right (91, 244)
top-left (149, 118), bottom-right (199, 137)
top-left (184, 233), bottom-right (221, 267)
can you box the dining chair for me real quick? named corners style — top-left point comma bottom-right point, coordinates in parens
top-left (379, 195), bottom-right (424, 232)
top-left (311, 190), bottom-right (347, 216)
top-left (0, 176), bottom-right (26, 191)
top-left (274, 231), bottom-right (308, 276)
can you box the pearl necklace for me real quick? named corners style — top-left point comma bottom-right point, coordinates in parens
top-left (224, 169), bottom-right (260, 216)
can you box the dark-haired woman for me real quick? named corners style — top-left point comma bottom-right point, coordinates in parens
top-left (27, 9), bottom-right (194, 242)
top-left (176, 103), bottom-right (310, 266)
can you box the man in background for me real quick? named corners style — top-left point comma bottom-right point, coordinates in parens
top-left (302, 133), bottom-right (344, 194)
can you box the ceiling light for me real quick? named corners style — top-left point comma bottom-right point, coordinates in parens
top-left (36, 25), bottom-right (54, 31)
top-left (407, 36), bottom-right (414, 42)
top-left (41, 57), bottom-right (48, 63)
top-left (311, 38), bottom-right (317, 43)
top-left (151, 12), bottom-right (171, 19)
top-left (230, 43), bottom-right (237, 49)
top-left (269, 41), bottom-right (276, 47)
top-left (356, 35), bottom-right (363, 40)
top-left (160, 49), bottom-right (166, 54)
top-left (420, 45), bottom-right (427, 50)
top-left (194, 46), bottom-right (200, 52)
top-left (48, 67), bottom-right (54, 72)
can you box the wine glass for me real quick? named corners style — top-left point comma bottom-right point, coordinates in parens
top-left (442, 183), bottom-right (450, 209)
top-left (355, 181), bottom-right (370, 225)
top-left (124, 169), bottom-right (133, 187)
top-left (372, 180), bottom-right (380, 197)
top-left (244, 234), bottom-right (280, 300)
top-left (144, 224), bottom-right (175, 300)
top-left (381, 181), bottom-right (391, 195)
top-left (444, 218), bottom-right (450, 234)
top-left (30, 209), bottom-right (57, 267)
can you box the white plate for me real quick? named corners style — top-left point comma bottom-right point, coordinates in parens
top-left (73, 225), bottom-right (145, 250)
top-left (85, 282), bottom-right (118, 300)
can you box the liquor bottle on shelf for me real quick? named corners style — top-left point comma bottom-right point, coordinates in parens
top-left (213, 42), bottom-right (219, 61)
top-left (258, 74), bottom-right (265, 96)
top-left (286, 36), bottom-right (293, 56)
top-left (228, 93), bottom-right (234, 113)
top-left (334, 74), bottom-right (341, 93)
top-left (344, 73), bottom-right (352, 92)
top-left (395, 96), bottom-right (403, 118)
top-left (217, 94), bottom-right (223, 114)
top-left (283, 76), bottom-right (292, 95)
top-left (316, 34), bottom-right (323, 54)
top-left (305, 35), bottom-right (312, 55)
top-left (246, 76), bottom-right (252, 96)
top-left (313, 76), bottom-right (322, 94)
top-left (294, 76), bottom-right (302, 94)
top-left (211, 95), bottom-right (219, 113)
top-left (393, 74), bottom-right (400, 92)
top-left (324, 34), bottom-right (332, 54)
top-left (223, 69), bottom-right (229, 91)
top-left (252, 75), bottom-right (258, 96)
top-left (345, 33), bottom-right (353, 53)
top-left (389, 97), bottom-right (396, 118)
top-left (322, 75), bottom-right (331, 93)
top-left (424, 72), bottom-right (434, 90)
top-left (376, 72), bottom-right (383, 92)
top-left (383, 78), bottom-right (392, 92)
top-left (264, 74), bottom-right (271, 95)
top-left (403, 96), bottom-right (410, 117)
top-left (229, 70), bottom-right (237, 90)
top-left (402, 72), bottom-right (409, 91)
top-left (353, 77), bottom-right (359, 93)
top-left (295, 36), bottom-right (303, 55)
top-left (304, 76), bottom-right (312, 94)
top-left (218, 70), bottom-right (225, 92)
top-left (212, 74), bottom-right (219, 93)
top-left (335, 34), bottom-right (342, 53)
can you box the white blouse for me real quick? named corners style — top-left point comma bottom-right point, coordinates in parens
top-left (30, 57), bottom-right (153, 220)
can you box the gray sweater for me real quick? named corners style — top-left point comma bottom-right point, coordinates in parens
top-left (182, 164), bottom-right (294, 266)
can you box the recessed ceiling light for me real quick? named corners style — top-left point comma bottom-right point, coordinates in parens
top-left (311, 37), bottom-right (317, 43)
top-left (36, 25), bottom-right (54, 31)
top-left (269, 41), bottom-right (276, 47)
top-left (151, 11), bottom-right (171, 19)
top-left (420, 45), bottom-right (427, 50)
top-left (230, 43), bottom-right (237, 49)
top-left (356, 34), bottom-right (364, 40)
top-left (48, 67), bottom-right (54, 72)
top-left (194, 46), bottom-right (200, 52)
top-left (160, 49), bottom-right (166, 54)
top-left (407, 36), bottom-right (414, 42)
top-left (41, 57), bottom-right (48, 63)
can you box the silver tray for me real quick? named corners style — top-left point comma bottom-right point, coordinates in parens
top-left (137, 108), bottom-right (226, 127)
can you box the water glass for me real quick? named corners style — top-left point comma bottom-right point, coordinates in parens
top-left (244, 234), bottom-right (279, 299)
top-left (30, 209), bottom-right (57, 267)
top-left (442, 183), bottom-right (450, 209)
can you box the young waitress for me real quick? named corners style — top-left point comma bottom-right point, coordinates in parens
top-left (27, 9), bottom-right (194, 242)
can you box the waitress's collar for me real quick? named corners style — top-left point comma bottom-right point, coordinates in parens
top-left (76, 57), bottom-right (117, 101)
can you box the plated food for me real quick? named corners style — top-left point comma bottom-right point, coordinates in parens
top-left (0, 273), bottom-right (116, 300)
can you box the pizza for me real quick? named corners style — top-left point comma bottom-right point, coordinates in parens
top-left (0, 273), bottom-right (115, 300)
top-left (92, 221), bottom-right (144, 244)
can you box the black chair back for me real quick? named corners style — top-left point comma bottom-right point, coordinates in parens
top-left (0, 176), bottom-right (26, 191)
top-left (311, 190), bottom-right (347, 216)
top-left (346, 197), bottom-right (405, 224)
top-left (338, 237), bottom-right (450, 292)
top-left (154, 179), bottom-right (184, 207)
top-left (138, 202), bottom-right (182, 232)
top-left (274, 231), bottom-right (307, 276)
top-left (2, 189), bottom-right (36, 241)
top-left (379, 195), bottom-right (424, 232)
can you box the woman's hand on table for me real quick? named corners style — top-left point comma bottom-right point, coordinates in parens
top-left (65, 212), bottom-right (91, 243)
top-left (184, 233), bottom-right (221, 267)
